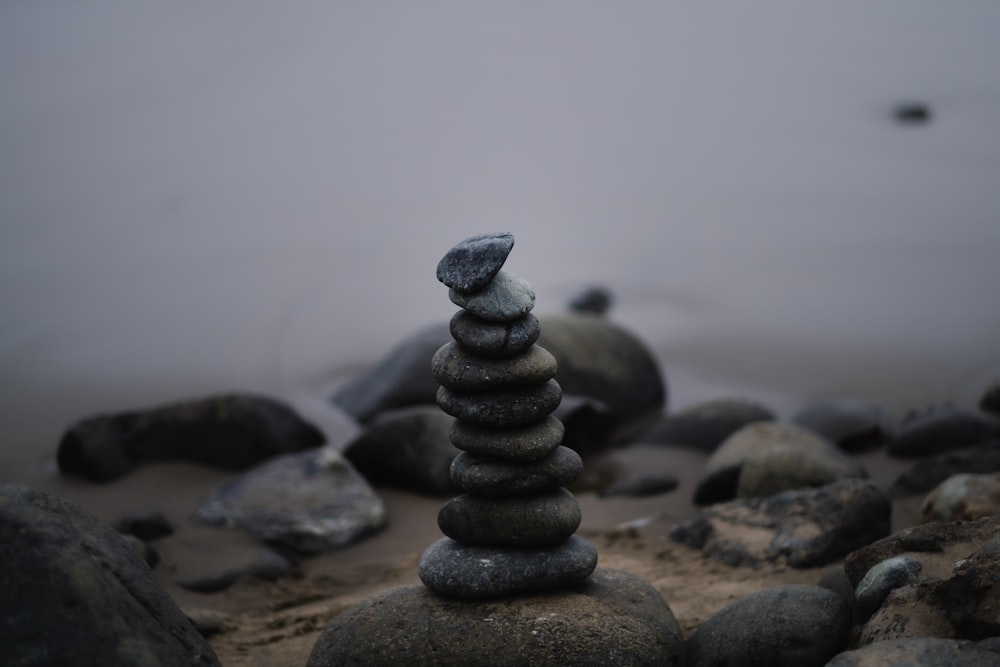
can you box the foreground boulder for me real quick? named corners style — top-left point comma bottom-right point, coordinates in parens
top-left (307, 568), bottom-right (684, 666)
top-left (0, 485), bottom-right (220, 666)
top-left (671, 479), bottom-right (891, 568)
top-left (58, 393), bottom-right (325, 482)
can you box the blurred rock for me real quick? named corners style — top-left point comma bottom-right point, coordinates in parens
top-left (980, 383), bottom-right (1000, 416)
top-left (892, 101), bottom-right (932, 125)
top-left (889, 440), bottom-right (1000, 496)
top-left (639, 397), bottom-right (774, 453)
top-left (792, 398), bottom-right (892, 452)
top-left (887, 405), bottom-right (995, 458)
top-left (921, 472), bottom-right (1000, 523)
top-left (598, 473), bottom-right (679, 498)
top-left (854, 555), bottom-right (923, 619)
top-left (114, 510), bottom-right (174, 541)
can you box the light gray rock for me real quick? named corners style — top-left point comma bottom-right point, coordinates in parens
top-left (449, 270), bottom-right (535, 322)
top-left (854, 555), bottom-right (923, 619)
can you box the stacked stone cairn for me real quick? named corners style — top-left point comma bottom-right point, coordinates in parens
top-left (418, 232), bottom-right (599, 599)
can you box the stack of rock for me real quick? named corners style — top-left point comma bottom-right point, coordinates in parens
top-left (418, 232), bottom-right (598, 599)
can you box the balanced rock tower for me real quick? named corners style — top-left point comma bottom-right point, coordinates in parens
top-left (418, 232), bottom-right (598, 598)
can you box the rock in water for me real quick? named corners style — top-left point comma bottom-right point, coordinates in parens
top-left (0, 484), bottom-right (220, 666)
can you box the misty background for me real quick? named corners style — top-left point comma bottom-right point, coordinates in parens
top-left (2, 2), bottom-right (999, 474)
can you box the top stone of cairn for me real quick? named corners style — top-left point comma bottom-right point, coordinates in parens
top-left (436, 232), bottom-right (515, 294)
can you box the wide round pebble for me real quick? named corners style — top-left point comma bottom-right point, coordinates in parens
top-left (431, 341), bottom-right (557, 391)
top-left (449, 416), bottom-right (565, 461)
top-left (417, 535), bottom-right (598, 599)
top-left (435, 232), bottom-right (514, 293)
top-left (449, 270), bottom-right (535, 322)
top-left (437, 488), bottom-right (580, 546)
top-left (451, 446), bottom-right (581, 495)
top-left (437, 380), bottom-right (562, 428)
top-left (450, 310), bottom-right (540, 358)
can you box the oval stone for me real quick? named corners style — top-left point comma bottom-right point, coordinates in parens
top-left (437, 380), bottom-right (561, 428)
top-left (449, 270), bottom-right (535, 322)
top-left (432, 342), bottom-right (557, 392)
top-left (449, 416), bottom-right (564, 461)
top-left (435, 232), bottom-right (514, 294)
top-left (451, 446), bottom-right (582, 495)
top-left (417, 535), bottom-right (598, 599)
top-left (450, 310), bottom-right (540, 358)
top-left (437, 488), bottom-right (580, 546)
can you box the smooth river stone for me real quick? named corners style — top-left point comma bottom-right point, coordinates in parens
top-left (437, 380), bottom-right (562, 428)
top-left (449, 310), bottom-right (540, 358)
top-left (431, 341), bottom-right (557, 391)
top-left (435, 232), bottom-right (514, 294)
top-left (449, 415), bottom-right (564, 461)
top-left (437, 488), bottom-right (581, 546)
top-left (450, 446), bottom-right (582, 495)
top-left (449, 270), bottom-right (535, 322)
top-left (418, 535), bottom-right (598, 599)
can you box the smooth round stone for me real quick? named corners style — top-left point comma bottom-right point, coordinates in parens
top-left (435, 232), bottom-right (514, 294)
top-left (437, 380), bottom-right (561, 428)
top-left (432, 341), bottom-right (557, 391)
top-left (449, 310), bottom-right (540, 358)
top-left (451, 446), bottom-right (582, 495)
top-left (417, 535), bottom-right (598, 599)
top-left (449, 270), bottom-right (535, 322)
top-left (855, 555), bottom-right (923, 619)
top-left (437, 488), bottom-right (580, 546)
top-left (449, 416), bottom-right (564, 461)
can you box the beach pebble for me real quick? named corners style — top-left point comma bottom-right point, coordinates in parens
top-left (449, 309), bottom-right (540, 357)
top-left (671, 479), bottom-right (891, 568)
top-left (0, 484), bottom-right (221, 666)
top-left (685, 585), bottom-right (852, 667)
top-left (598, 473), bottom-right (680, 498)
top-left (639, 397), bottom-right (774, 452)
top-left (343, 405), bottom-right (458, 495)
top-left (195, 448), bottom-right (386, 555)
top-left (792, 398), bottom-right (893, 451)
top-left (57, 393), bottom-right (325, 482)
top-left (437, 489), bottom-right (581, 547)
top-left (449, 270), bottom-right (535, 322)
top-left (889, 439), bottom-right (1000, 496)
top-left (887, 405), bottom-right (995, 458)
top-left (437, 380), bottom-right (562, 427)
top-left (435, 231), bottom-right (514, 293)
top-left (114, 510), bottom-right (174, 541)
top-left (854, 555), bottom-right (923, 619)
top-left (828, 638), bottom-right (1000, 666)
top-left (920, 472), bottom-right (1000, 523)
top-left (432, 341), bottom-right (558, 391)
top-left (309, 568), bottom-right (683, 665)
top-left (449, 415), bottom-right (564, 461)
top-left (450, 446), bottom-right (582, 495)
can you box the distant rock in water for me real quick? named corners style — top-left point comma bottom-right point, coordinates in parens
top-left (887, 405), bottom-right (996, 458)
top-left (57, 393), bottom-right (325, 482)
top-left (567, 285), bottom-right (613, 315)
top-left (892, 101), bottom-right (932, 125)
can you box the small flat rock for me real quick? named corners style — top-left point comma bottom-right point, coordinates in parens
top-left (432, 341), bottom-right (557, 391)
top-left (450, 310), bottom-right (540, 358)
top-left (792, 398), bottom-right (893, 451)
top-left (195, 448), bottom-right (387, 555)
top-left (437, 488), bottom-right (581, 546)
top-left (449, 270), bottom-right (535, 322)
top-left (451, 446), bottom-right (582, 495)
top-left (437, 380), bottom-right (562, 428)
top-left (854, 555), bottom-right (923, 619)
top-left (887, 406), bottom-right (996, 458)
top-left (889, 440), bottom-right (1000, 496)
top-left (686, 585), bottom-right (852, 667)
top-left (828, 638), bottom-right (1000, 666)
top-left (449, 415), bottom-right (565, 461)
top-left (920, 472), bottom-right (1000, 523)
top-left (308, 567), bottom-right (684, 666)
top-left (639, 397), bottom-right (775, 452)
top-left (436, 232), bottom-right (515, 293)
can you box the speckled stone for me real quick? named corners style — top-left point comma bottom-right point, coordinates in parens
top-left (449, 310), bottom-right (541, 358)
top-left (417, 535), bottom-right (598, 599)
top-left (432, 341), bottom-right (557, 392)
top-left (437, 380), bottom-right (562, 428)
top-left (449, 416), bottom-right (565, 461)
top-left (435, 232), bottom-right (514, 294)
top-left (451, 446), bottom-right (582, 496)
top-left (449, 270), bottom-right (535, 322)
top-left (438, 488), bottom-right (580, 546)
top-left (855, 555), bottom-right (923, 619)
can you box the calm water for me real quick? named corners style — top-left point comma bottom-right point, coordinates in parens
top-left (3, 3), bottom-right (1000, 474)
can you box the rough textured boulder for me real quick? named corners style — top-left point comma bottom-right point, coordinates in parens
top-left (306, 568), bottom-right (685, 666)
top-left (0, 484), bottom-right (220, 666)
top-left (671, 479), bottom-right (891, 568)
top-left (685, 585), bottom-right (852, 667)
top-left (57, 393), bottom-right (325, 482)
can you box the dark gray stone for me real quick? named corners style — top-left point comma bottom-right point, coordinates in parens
top-left (0, 484), bottom-right (220, 667)
top-left (308, 567), bottom-right (683, 666)
top-left (887, 405), bottom-right (996, 458)
top-left (195, 448), bottom-right (387, 555)
top-left (438, 488), bottom-right (581, 546)
top-left (855, 555), bottom-right (923, 619)
top-left (567, 286), bottom-right (613, 315)
top-left (828, 638), bottom-right (1000, 667)
top-left (450, 310), bottom-right (540, 358)
top-left (343, 405), bottom-right (458, 495)
top-left (114, 510), bottom-right (174, 541)
top-left (437, 380), bottom-right (562, 428)
top-left (432, 341), bottom-right (557, 391)
top-left (57, 393), bottom-right (325, 482)
top-left (598, 473), bottom-right (679, 498)
top-left (889, 440), bottom-right (1000, 496)
top-left (670, 479), bottom-right (891, 568)
top-left (640, 397), bottom-right (774, 452)
top-left (981, 383), bottom-right (1000, 416)
top-left (435, 231), bottom-right (514, 293)
top-left (792, 398), bottom-right (893, 451)
top-left (451, 446), bottom-right (582, 495)
top-left (417, 535), bottom-right (598, 599)
top-left (449, 415), bottom-right (564, 461)
top-left (686, 585), bottom-right (851, 667)
top-left (176, 570), bottom-right (240, 594)
top-left (449, 270), bottom-right (535, 322)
